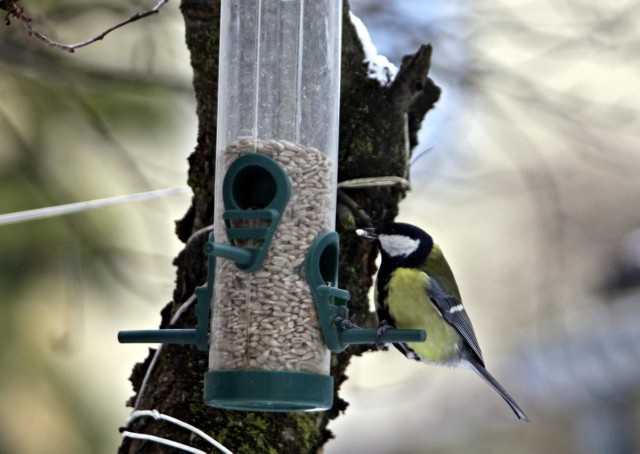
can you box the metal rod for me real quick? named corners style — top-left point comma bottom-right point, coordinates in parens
top-left (118, 329), bottom-right (197, 345)
top-left (340, 328), bottom-right (426, 345)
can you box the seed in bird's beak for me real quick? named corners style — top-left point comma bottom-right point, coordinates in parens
top-left (356, 227), bottom-right (378, 241)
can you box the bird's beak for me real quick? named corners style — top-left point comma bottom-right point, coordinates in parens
top-left (355, 227), bottom-right (378, 241)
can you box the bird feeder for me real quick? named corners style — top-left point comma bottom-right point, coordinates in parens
top-left (205, 0), bottom-right (342, 411)
top-left (118, 0), bottom-right (425, 413)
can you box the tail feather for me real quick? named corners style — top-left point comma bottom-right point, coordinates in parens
top-left (468, 360), bottom-right (529, 422)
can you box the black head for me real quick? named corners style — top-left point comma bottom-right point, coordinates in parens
top-left (356, 222), bottom-right (434, 268)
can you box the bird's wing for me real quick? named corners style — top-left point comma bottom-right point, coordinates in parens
top-left (426, 277), bottom-right (484, 365)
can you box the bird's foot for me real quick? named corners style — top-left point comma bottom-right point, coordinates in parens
top-left (334, 306), bottom-right (357, 330)
top-left (376, 320), bottom-right (392, 350)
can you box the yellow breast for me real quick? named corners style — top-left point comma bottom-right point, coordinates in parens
top-left (385, 268), bottom-right (461, 363)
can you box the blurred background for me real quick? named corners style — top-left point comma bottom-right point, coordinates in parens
top-left (0, 1), bottom-right (194, 452)
top-left (1, 1), bottom-right (639, 453)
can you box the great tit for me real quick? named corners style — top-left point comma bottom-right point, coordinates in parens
top-left (356, 222), bottom-right (529, 421)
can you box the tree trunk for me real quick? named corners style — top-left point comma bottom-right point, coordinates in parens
top-left (119, 1), bottom-right (440, 452)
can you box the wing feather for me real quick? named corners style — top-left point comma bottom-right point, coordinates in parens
top-left (426, 277), bottom-right (484, 365)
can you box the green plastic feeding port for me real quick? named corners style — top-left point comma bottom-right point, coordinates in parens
top-left (219, 153), bottom-right (291, 273)
top-left (306, 232), bottom-right (426, 353)
top-left (223, 153), bottom-right (290, 212)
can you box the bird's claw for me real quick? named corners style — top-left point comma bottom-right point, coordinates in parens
top-left (376, 320), bottom-right (392, 350)
top-left (334, 306), bottom-right (357, 330)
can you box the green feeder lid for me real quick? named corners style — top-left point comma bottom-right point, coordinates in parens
top-left (204, 370), bottom-right (333, 412)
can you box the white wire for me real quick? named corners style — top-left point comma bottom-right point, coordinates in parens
top-left (125, 410), bottom-right (233, 454)
top-left (121, 430), bottom-right (207, 454)
top-left (185, 225), bottom-right (215, 248)
top-left (119, 228), bottom-right (226, 452)
top-left (0, 186), bottom-right (190, 226)
top-left (170, 293), bottom-right (198, 325)
top-left (133, 294), bottom-right (198, 410)
top-left (132, 344), bottom-right (163, 410)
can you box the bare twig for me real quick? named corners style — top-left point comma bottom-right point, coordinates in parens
top-left (337, 189), bottom-right (373, 225)
top-left (3, 0), bottom-right (169, 53)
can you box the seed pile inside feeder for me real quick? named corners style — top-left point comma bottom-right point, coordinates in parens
top-left (210, 138), bottom-right (333, 374)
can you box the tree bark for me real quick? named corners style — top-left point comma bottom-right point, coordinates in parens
top-left (119, 1), bottom-right (440, 452)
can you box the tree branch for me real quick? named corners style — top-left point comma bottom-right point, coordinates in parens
top-left (2, 0), bottom-right (169, 53)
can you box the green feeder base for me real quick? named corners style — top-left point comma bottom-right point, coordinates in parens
top-left (204, 370), bottom-right (333, 412)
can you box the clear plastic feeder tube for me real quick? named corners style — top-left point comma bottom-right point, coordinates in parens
top-left (211, 0), bottom-right (342, 376)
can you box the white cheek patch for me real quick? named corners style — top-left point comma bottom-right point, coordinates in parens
top-left (378, 234), bottom-right (420, 257)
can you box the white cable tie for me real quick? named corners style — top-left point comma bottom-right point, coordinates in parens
top-left (121, 430), bottom-right (206, 454)
top-left (338, 176), bottom-right (410, 190)
top-left (0, 186), bottom-right (191, 226)
top-left (125, 410), bottom-right (233, 454)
